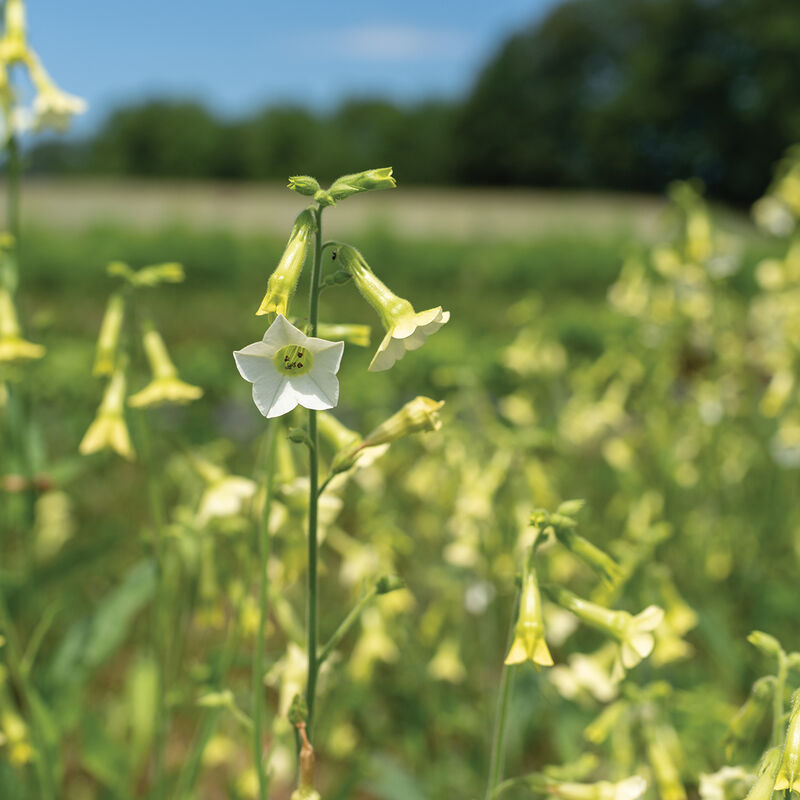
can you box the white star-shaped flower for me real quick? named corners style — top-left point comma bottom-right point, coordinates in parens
top-left (233, 315), bottom-right (344, 418)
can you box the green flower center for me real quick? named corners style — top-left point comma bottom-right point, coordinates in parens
top-left (274, 344), bottom-right (313, 376)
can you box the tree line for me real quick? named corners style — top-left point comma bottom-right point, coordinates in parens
top-left (29, 0), bottom-right (800, 203)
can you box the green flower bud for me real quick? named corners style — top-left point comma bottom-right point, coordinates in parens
top-left (313, 189), bottom-right (335, 207)
top-left (328, 167), bottom-right (396, 201)
top-left (287, 175), bottom-right (321, 196)
top-left (748, 631), bottom-right (783, 660)
top-left (375, 575), bottom-right (405, 595)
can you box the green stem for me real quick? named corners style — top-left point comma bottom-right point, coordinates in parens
top-left (305, 205), bottom-right (324, 734)
top-left (317, 588), bottom-right (378, 669)
top-left (317, 472), bottom-right (336, 498)
top-left (138, 414), bottom-right (168, 799)
top-left (253, 424), bottom-right (278, 800)
top-left (486, 591), bottom-right (520, 800)
top-left (774, 651), bottom-right (788, 746)
top-left (7, 131), bottom-right (21, 247)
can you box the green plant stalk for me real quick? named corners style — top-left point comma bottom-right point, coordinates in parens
top-left (137, 414), bottom-right (169, 800)
top-left (317, 587), bottom-right (378, 669)
top-left (305, 205), bottom-right (324, 734)
top-left (774, 650), bottom-right (788, 747)
top-left (7, 131), bottom-right (21, 245)
top-left (253, 423), bottom-right (278, 800)
top-left (485, 590), bottom-right (520, 800)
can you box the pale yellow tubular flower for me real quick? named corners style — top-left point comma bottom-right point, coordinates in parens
top-left (93, 292), bottom-right (125, 376)
top-left (428, 637), bottom-right (467, 683)
top-left (128, 324), bottom-right (202, 408)
top-left (25, 50), bottom-right (87, 132)
top-left (336, 245), bottom-right (448, 371)
top-left (193, 457), bottom-right (256, 525)
top-left (79, 365), bottom-right (135, 460)
top-left (256, 209), bottom-right (315, 317)
top-left (775, 690), bottom-right (800, 793)
top-left (0, 286), bottom-right (45, 362)
top-left (644, 722), bottom-right (686, 800)
top-left (505, 562), bottom-right (553, 668)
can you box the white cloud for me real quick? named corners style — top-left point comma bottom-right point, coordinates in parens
top-left (328, 24), bottom-right (472, 61)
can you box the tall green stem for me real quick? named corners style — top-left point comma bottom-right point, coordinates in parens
top-left (138, 414), bottom-right (168, 799)
top-left (486, 590), bottom-right (520, 800)
top-left (253, 423), bottom-right (277, 800)
top-left (7, 132), bottom-right (20, 245)
top-left (305, 205), bottom-right (324, 733)
top-left (773, 650), bottom-right (788, 747)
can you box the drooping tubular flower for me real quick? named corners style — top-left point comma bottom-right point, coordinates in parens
top-left (336, 245), bottom-right (449, 371)
top-left (0, 286), bottom-right (45, 362)
top-left (256, 209), bottom-right (315, 317)
top-left (746, 748), bottom-right (781, 800)
top-left (234, 314), bottom-right (344, 418)
top-left (505, 559), bottom-right (553, 668)
top-left (544, 585), bottom-right (663, 680)
top-left (0, 0), bottom-right (28, 64)
top-left (93, 293), bottom-right (125, 376)
top-left (79, 363), bottom-right (135, 460)
top-left (26, 51), bottom-right (87, 133)
top-left (128, 322), bottom-right (203, 408)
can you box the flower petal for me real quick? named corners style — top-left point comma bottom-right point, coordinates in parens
top-left (291, 372), bottom-right (340, 410)
top-left (308, 339), bottom-right (345, 374)
top-left (234, 343), bottom-right (275, 383)
top-left (369, 333), bottom-right (406, 372)
top-left (263, 314), bottom-right (308, 348)
top-left (251, 372), bottom-right (291, 418)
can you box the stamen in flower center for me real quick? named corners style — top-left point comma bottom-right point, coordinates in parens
top-left (274, 344), bottom-right (314, 376)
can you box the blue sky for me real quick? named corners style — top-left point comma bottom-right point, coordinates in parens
top-left (29, 1), bottom-right (560, 132)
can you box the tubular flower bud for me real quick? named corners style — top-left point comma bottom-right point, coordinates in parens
top-left (79, 364), bottom-right (135, 460)
top-left (723, 676), bottom-right (775, 759)
top-left (745, 748), bottom-right (781, 800)
top-left (287, 175), bottom-right (321, 196)
top-left (504, 562), bottom-right (553, 668)
top-left (544, 586), bottom-right (663, 678)
top-left (93, 292), bottom-right (125, 376)
top-left (328, 167), bottom-right (396, 201)
top-left (331, 396), bottom-right (443, 473)
top-left (775, 690), bottom-right (800, 793)
top-left (0, 286), bottom-right (44, 362)
top-left (748, 630), bottom-right (783, 660)
top-left (27, 52), bottom-right (87, 132)
top-left (318, 410), bottom-right (362, 457)
top-left (128, 324), bottom-right (203, 408)
top-left (256, 209), bottom-right (315, 317)
top-left (336, 245), bottom-right (449, 371)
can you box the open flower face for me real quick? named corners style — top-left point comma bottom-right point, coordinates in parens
top-left (370, 305), bottom-right (450, 372)
top-left (234, 315), bottom-right (344, 419)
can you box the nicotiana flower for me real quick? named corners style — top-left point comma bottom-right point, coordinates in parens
top-left (505, 561), bottom-right (553, 668)
top-left (128, 325), bottom-right (203, 408)
top-left (336, 245), bottom-right (448, 372)
top-left (698, 767), bottom-right (754, 800)
top-left (93, 293), bottom-right (125, 376)
top-left (193, 457), bottom-right (256, 525)
top-left (0, 286), bottom-right (45, 363)
top-left (723, 675), bottom-right (774, 759)
top-left (79, 365), bottom-right (135, 460)
top-left (746, 748), bottom-right (781, 800)
top-left (544, 585), bottom-right (663, 680)
top-left (234, 314), bottom-right (344, 419)
top-left (28, 53), bottom-right (87, 132)
top-left (255, 209), bottom-right (315, 317)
